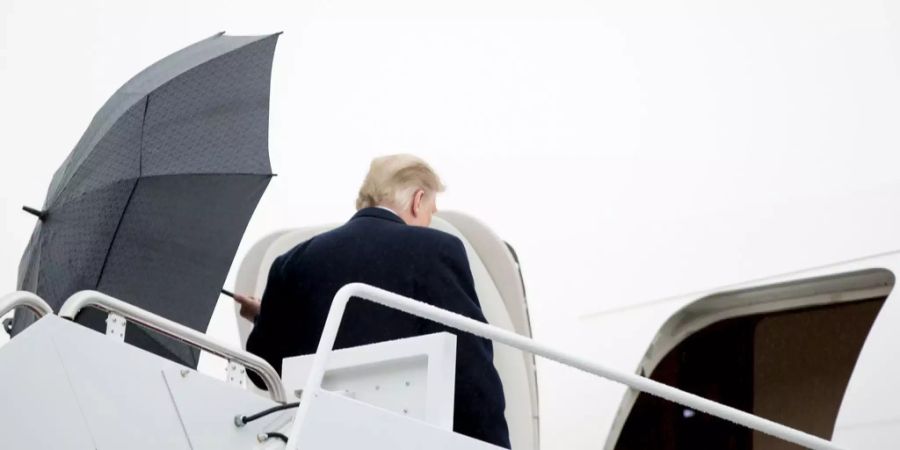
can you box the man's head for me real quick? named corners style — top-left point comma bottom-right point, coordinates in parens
top-left (356, 154), bottom-right (445, 227)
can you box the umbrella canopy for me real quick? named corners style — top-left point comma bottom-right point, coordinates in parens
top-left (14, 32), bottom-right (280, 368)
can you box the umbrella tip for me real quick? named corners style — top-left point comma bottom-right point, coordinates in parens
top-left (22, 206), bottom-right (47, 221)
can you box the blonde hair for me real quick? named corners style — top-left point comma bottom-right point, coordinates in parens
top-left (356, 154), bottom-right (445, 211)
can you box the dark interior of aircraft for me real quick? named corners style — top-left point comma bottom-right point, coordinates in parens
top-left (614, 297), bottom-right (885, 450)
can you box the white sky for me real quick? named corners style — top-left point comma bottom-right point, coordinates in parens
top-left (3, 0), bottom-right (900, 447)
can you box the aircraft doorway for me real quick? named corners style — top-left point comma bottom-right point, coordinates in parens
top-left (613, 292), bottom-right (886, 450)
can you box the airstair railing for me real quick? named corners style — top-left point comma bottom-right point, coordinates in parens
top-left (58, 290), bottom-right (287, 403)
top-left (0, 291), bottom-right (53, 320)
top-left (286, 282), bottom-right (846, 450)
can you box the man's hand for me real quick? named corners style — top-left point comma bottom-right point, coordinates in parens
top-left (233, 293), bottom-right (261, 322)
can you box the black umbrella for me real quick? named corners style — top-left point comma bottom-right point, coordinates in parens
top-left (14, 32), bottom-right (280, 368)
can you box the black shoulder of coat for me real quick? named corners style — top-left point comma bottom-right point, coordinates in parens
top-left (274, 238), bottom-right (315, 275)
top-left (403, 225), bottom-right (464, 248)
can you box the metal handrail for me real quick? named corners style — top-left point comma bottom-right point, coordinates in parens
top-left (286, 282), bottom-right (847, 450)
top-left (58, 290), bottom-right (286, 403)
top-left (0, 291), bottom-right (54, 319)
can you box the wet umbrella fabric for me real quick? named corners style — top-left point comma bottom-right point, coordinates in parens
top-left (14, 33), bottom-right (279, 368)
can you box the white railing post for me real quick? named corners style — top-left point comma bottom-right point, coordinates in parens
top-left (226, 360), bottom-right (248, 388)
top-left (105, 312), bottom-right (126, 341)
top-left (285, 283), bottom-right (847, 450)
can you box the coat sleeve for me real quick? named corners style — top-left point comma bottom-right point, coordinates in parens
top-left (246, 254), bottom-right (291, 387)
top-left (417, 236), bottom-right (511, 449)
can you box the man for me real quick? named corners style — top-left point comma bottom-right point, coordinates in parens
top-left (235, 154), bottom-right (511, 448)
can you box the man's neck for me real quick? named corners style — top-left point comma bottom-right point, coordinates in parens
top-left (374, 205), bottom-right (410, 224)
top-left (375, 205), bottom-right (398, 216)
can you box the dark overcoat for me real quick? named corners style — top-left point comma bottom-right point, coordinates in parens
top-left (247, 207), bottom-right (511, 448)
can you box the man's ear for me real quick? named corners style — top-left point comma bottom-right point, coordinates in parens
top-left (411, 189), bottom-right (425, 217)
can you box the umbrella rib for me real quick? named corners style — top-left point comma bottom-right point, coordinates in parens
top-left (93, 96), bottom-right (150, 290)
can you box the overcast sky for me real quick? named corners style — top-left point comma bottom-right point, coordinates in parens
top-left (2, 0), bottom-right (900, 446)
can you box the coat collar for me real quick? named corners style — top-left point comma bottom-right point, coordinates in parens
top-left (352, 207), bottom-right (406, 225)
